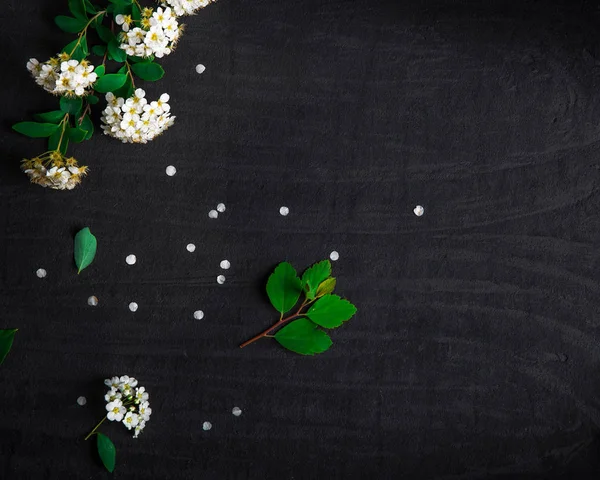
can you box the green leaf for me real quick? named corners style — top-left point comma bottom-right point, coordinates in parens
top-left (96, 433), bottom-right (116, 473)
top-left (306, 294), bottom-right (357, 329)
top-left (74, 227), bottom-right (97, 274)
top-left (266, 262), bottom-right (302, 314)
top-left (94, 74), bottom-right (127, 93)
top-left (301, 260), bottom-right (331, 300)
top-left (68, 0), bottom-right (87, 21)
top-left (274, 319), bottom-right (332, 355)
top-left (63, 38), bottom-right (87, 61)
top-left (0, 329), bottom-right (18, 365)
top-left (108, 38), bottom-right (127, 63)
top-left (112, 75), bottom-right (133, 99)
top-left (12, 122), bottom-right (59, 138)
top-left (95, 24), bottom-right (114, 44)
top-left (93, 64), bottom-right (105, 77)
top-left (131, 3), bottom-right (141, 21)
top-left (87, 94), bottom-right (99, 105)
top-left (60, 96), bottom-right (83, 115)
top-left (92, 44), bottom-right (106, 56)
top-left (80, 114), bottom-right (94, 140)
top-left (55, 15), bottom-right (87, 33)
top-left (130, 62), bottom-right (165, 81)
top-left (84, 0), bottom-right (97, 14)
top-left (129, 54), bottom-right (154, 63)
top-left (48, 126), bottom-right (69, 155)
top-left (315, 277), bottom-right (336, 298)
top-left (33, 110), bottom-right (66, 124)
top-left (68, 127), bottom-right (88, 143)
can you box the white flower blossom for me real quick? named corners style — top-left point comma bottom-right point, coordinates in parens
top-left (135, 387), bottom-right (149, 404)
top-left (133, 420), bottom-right (146, 438)
top-left (27, 56), bottom-right (97, 97)
top-left (161, 0), bottom-right (216, 16)
top-left (106, 400), bottom-right (127, 422)
top-left (123, 411), bottom-right (140, 430)
top-left (21, 154), bottom-right (87, 190)
top-left (138, 401), bottom-right (152, 421)
top-left (104, 388), bottom-right (122, 403)
top-left (118, 7), bottom-right (181, 58)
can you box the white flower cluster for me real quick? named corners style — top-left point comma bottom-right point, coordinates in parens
top-left (100, 89), bottom-right (175, 143)
top-left (117, 7), bottom-right (181, 58)
top-left (21, 153), bottom-right (87, 190)
top-left (161, 0), bottom-right (216, 16)
top-left (27, 57), bottom-right (98, 96)
top-left (104, 375), bottom-right (151, 438)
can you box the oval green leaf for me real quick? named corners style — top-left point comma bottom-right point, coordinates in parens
top-left (130, 62), bottom-right (165, 81)
top-left (33, 110), bottom-right (66, 124)
top-left (95, 24), bottom-right (115, 44)
top-left (306, 294), bottom-right (357, 329)
top-left (87, 94), bottom-right (99, 105)
top-left (68, 127), bottom-right (88, 143)
top-left (94, 64), bottom-right (105, 77)
top-left (108, 38), bottom-right (127, 63)
top-left (96, 433), bottom-right (116, 473)
top-left (92, 44), bottom-right (106, 56)
top-left (55, 15), bottom-right (87, 33)
top-left (274, 319), bottom-right (332, 355)
top-left (266, 262), bottom-right (302, 314)
top-left (94, 74), bottom-right (127, 93)
top-left (60, 96), bottom-right (83, 115)
top-left (301, 260), bottom-right (331, 300)
top-left (0, 329), bottom-right (18, 365)
top-left (74, 227), bottom-right (97, 274)
top-left (80, 114), bottom-right (94, 140)
top-left (68, 0), bottom-right (87, 20)
top-left (12, 122), bottom-right (59, 138)
top-left (315, 277), bottom-right (336, 298)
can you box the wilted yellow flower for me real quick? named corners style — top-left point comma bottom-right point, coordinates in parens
top-left (21, 152), bottom-right (88, 190)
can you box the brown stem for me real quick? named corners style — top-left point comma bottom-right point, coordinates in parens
top-left (78, 103), bottom-right (91, 124)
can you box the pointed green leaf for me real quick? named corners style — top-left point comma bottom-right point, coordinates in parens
top-left (55, 15), bottom-right (87, 33)
top-left (33, 111), bottom-right (66, 124)
top-left (96, 433), bottom-right (116, 473)
top-left (94, 64), bottom-right (105, 77)
top-left (60, 96), bottom-right (83, 115)
top-left (0, 329), bottom-right (18, 365)
top-left (108, 38), bottom-right (127, 63)
top-left (92, 45), bottom-right (106, 56)
top-left (87, 94), bottom-right (99, 105)
top-left (68, 127), bottom-right (88, 143)
top-left (112, 75), bottom-right (134, 99)
top-left (306, 294), bottom-right (357, 329)
top-left (130, 62), bottom-right (165, 81)
top-left (315, 277), bottom-right (336, 298)
top-left (301, 260), bottom-right (331, 300)
top-left (12, 122), bottom-right (59, 138)
top-left (274, 319), bottom-right (332, 355)
top-left (68, 0), bottom-right (87, 21)
top-left (79, 114), bottom-right (94, 140)
top-left (131, 3), bottom-right (141, 21)
top-left (74, 227), bottom-right (97, 274)
top-left (95, 24), bottom-right (114, 44)
top-left (62, 39), bottom-right (86, 61)
top-left (84, 0), bottom-right (97, 14)
top-left (94, 74), bottom-right (127, 93)
top-left (266, 262), bottom-right (302, 314)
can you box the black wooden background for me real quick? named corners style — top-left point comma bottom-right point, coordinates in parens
top-left (2, 0), bottom-right (600, 478)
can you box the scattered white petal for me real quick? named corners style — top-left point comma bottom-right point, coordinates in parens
top-left (193, 310), bottom-right (204, 320)
top-left (88, 296), bottom-right (99, 306)
top-left (36, 268), bottom-right (47, 278)
top-left (126, 254), bottom-right (137, 265)
top-left (329, 251), bottom-right (339, 261)
top-left (202, 421), bottom-right (212, 431)
top-left (208, 210), bottom-right (218, 219)
top-left (279, 206), bottom-right (289, 216)
top-left (166, 165), bottom-right (177, 176)
top-left (232, 407), bottom-right (242, 416)
top-left (186, 243), bottom-right (196, 253)
top-left (413, 205), bottom-right (424, 217)
top-left (216, 203), bottom-right (226, 213)
top-left (217, 275), bottom-right (226, 284)
top-left (77, 396), bottom-right (87, 406)
top-left (129, 302), bottom-right (139, 312)
top-left (195, 64), bottom-right (206, 74)
top-left (220, 260), bottom-right (230, 270)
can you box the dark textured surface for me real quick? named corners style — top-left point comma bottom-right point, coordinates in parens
top-left (2, 0), bottom-right (600, 478)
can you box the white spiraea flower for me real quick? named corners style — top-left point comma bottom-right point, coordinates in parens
top-left (133, 420), bottom-right (146, 438)
top-left (21, 153), bottom-right (88, 190)
top-left (138, 401), bottom-right (152, 421)
top-left (27, 56), bottom-right (97, 97)
top-left (118, 7), bottom-right (181, 59)
top-left (123, 411), bottom-right (140, 430)
top-left (106, 400), bottom-right (127, 422)
top-left (101, 89), bottom-right (175, 143)
top-left (161, 0), bottom-right (216, 16)
top-left (135, 386), bottom-right (149, 404)
top-left (104, 376), bottom-right (121, 389)
top-left (104, 388), bottom-right (122, 402)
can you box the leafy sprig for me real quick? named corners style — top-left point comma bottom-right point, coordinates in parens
top-left (240, 260), bottom-right (357, 355)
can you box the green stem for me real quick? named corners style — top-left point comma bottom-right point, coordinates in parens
top-left (125, 61), bottom-right (136, 89)
top-left (68, 11), bottom-right (106, 57)
top-left (56, 114), bottom-right (70, 153)
top-left (84, 416), bottom-right (106, 440)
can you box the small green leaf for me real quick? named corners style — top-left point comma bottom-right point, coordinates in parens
top-left (94, 64), bottom-right (105, 77)
top-left (48, 126), bottom-right (69, 154)
top-left (301, 260), bottom-right (331, 300)
top-left (33, 110), bottom-right (66, 124)
top-left (275, 319), bottom-right (332, 355)
top-left (306, 294), bottom-right (357, 329)
top-left (12, 122), bottom-right (59, 138)
top-left (68, 0), bottom-right (87, 21)
top-left (131, 3), bottom-right (141, 21)
top-left (96, 433), bottom-right (116, 473)
top-left (92, 45), bottom-right (106, 56)
top-left (95, 24), bottom-right (114, 44)
top-left (60, 96), bottom-right (83, 115)
top-left (74, 227), bottom-right (97, 274)
top-left (62, 37), bottom-right (87, 61)
top-left (112, 76), bottom-right (134, 99)
top-left (84, 0), bottom-right (97, 14)
top-left (94, 74), bottom-right (127, 93)
top-left (68, 127), bottom-right (88, 143)
top-left (87, 94), bottom-right (99, 105)
top-left (0, 329), bottom-right (18, 365)
top-left (129, 54), bottom-right (154, 63)
top-left (79, 114), bottom-right (94, 140)
top-left (266, 262), bottom-right (303, 314)
top-left (55, 15), bottom-right (87, 33)
top-left (108, 38), bottom-right (127, 63)
top-left (315, 277), bottom-right (336, 298)
top-left (130, 61), bottom-right (165, 81)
